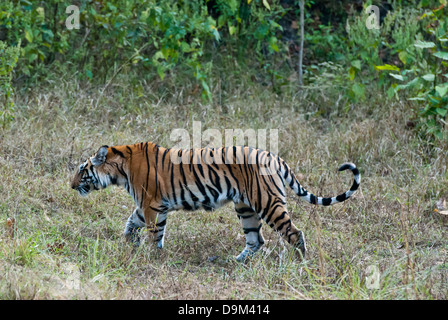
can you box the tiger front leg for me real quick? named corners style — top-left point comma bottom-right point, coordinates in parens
top-left (143, 206), bottom-right (168, 249)
top-left (124, 208), bottom-right (146, 246)
top-left (235, 204), bottom-right (265, 262)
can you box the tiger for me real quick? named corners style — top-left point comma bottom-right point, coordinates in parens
top-left (70, 142), bottom-right (360, 261)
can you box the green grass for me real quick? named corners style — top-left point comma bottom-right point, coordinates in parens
top-left (1, 75), bottom-right (447, 299)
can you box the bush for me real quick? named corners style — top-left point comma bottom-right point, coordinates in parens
top-left (344, 6), bottom-right (423, 102)
top-left (0, 40), bottom-right (20, 127)
top-left (0, 0), bottom-right (287, 100)
top-left (378, 5), bottom-right (448, 140)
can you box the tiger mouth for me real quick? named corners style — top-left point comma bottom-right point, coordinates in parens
top-left (76, 185), bottom-right (91, 196)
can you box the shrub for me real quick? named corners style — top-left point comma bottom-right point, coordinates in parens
top-left (0, 40), bottom-right (20, 127)
top-left (379, 4), bottom-right (448, 140)
top-left (0, 0), bottom-right (287, 101)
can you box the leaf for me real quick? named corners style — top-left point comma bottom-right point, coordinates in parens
top-left (374, 64), bottom-right (400, 72)
top-left (351, 83), bottom-right (365, 98)
top-left (132, 55), bottom-right (143, 64)
top-left (23, 67), bottom-right (30, 77)
top-left (180, 42), bottom-right (191, 53)
top-left (436, 108), bottom-right (447, 117)
top-left (209, 25), bottom-right (220, 41)
top-left (434, 130), bottom-right (444, 140)
top-left (414, 40), bottom-right (436, 48)
top-left (398, 51), bottom-right (408, 65)
top-left (36, 7), bottom-right (45, 19)
top-left (401, 77), bottom-right (421, 89)
top-left (433, 51), bottom-right (448, 60)
top-left (389, 73), bottom-right (404, 81)
top-left (436, 199), bottom-right (446, 211)
top-left (153, 51), bottom-right (164, 61)
top-left (435, 198), bottom-right (448, 214)
top-left (428, 94), bottom-right (441, 105)
top-left (422, 74), bottom-right (435, 81)
top-left (217, 15), bottom-right (226, 28)
top-left (228, 24), bottom-right (236, 36)
top-left (348, 66), bottom-right (356, 81)
top-left (435, 83), bottom-right (448, 97)
top-left (387, 85), bottom-right (396, 99)
top-left (85, 69), bottom-right (93, 80)
top-left (28, 53), bottom-right (38, 63)
top-left (262, 0), bottom-right (271, 10)
top-left (268, 37), bottom-right (279, 52)
top-left (25, 28), bottom-right (33, 43)
top-left (351, 60), bottom-right (361, 70)
top-left (157, 65), bottom-right (165, 80)
top-left (291, 20), bottom-right (299, 29)
top-left (6, 217), bottom-right (15, 238)
top-left (201, 80), bottom-right (212, 101)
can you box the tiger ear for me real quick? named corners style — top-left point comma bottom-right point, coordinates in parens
top-left (91, 146), bottom-right (108, 166)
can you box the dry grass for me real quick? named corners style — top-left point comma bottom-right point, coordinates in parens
top-left (1, 76), bottom-right (447, 299)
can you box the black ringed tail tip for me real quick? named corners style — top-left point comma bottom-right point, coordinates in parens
top-left (338, 162), bottom-right (357, 172)
top-left (293, 162), bottom-right (361, 206)
top-left (339, 162), bottom-right (361, 193)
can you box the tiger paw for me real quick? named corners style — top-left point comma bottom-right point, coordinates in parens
top-left (235, 247), bottom-right (258, 262)
top-left (124, 226), bottom-right (141, 247)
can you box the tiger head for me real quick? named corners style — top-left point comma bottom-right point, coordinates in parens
top-left (71, 145), bottom-right (110, 196)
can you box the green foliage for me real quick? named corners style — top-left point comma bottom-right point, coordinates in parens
top-left (305, 23), bottom-right (348, 63)
top-left (0, 1), bottom-right (67, 78)
top-left (0, 0), bottom-right (286, 101)
top-left (306, 5), bottom-right (425, 106)
top-left (0, 40), bottom-right (20, 127)
top-left (344, 6), bottom-right (423, 102)
top-left (12, 237), bottom-right (38, 266)
top-left (380, 5), bottom-right (448, 139)
top-left (2, 0), bottom-right (447, 141)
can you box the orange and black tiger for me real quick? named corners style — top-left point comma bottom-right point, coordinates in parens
top-left (71, 142), bottom-right (360, 261)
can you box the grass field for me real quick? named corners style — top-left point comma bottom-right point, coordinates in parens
top-left (1, 76), bottom-right (447, 299)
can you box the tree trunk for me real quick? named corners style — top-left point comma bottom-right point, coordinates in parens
top-left (298, 0), bottom-right (304, 86)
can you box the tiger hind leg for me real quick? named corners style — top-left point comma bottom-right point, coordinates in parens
top-left (124, 208), bottom-right (146, 246)
top-left (263, 202), bottom-right (307, 259)
top-left (235, 203), bottom-right (265, 262)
